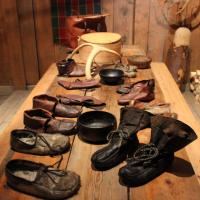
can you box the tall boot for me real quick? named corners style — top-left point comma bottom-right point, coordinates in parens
top-left (91, 108), bottom-right (152, 171)
top-left (119, 115), bottom-right (197, 187)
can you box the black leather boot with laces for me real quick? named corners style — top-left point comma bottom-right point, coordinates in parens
top-left (91, 107), bottom-right (152, 171)
top-left (119, 115), bottom-right (197, 187)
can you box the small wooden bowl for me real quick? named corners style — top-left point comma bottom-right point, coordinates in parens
top-left (127, 55), bottom-right (152, 69)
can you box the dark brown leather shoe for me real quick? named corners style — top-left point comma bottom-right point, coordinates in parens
top-left (24, 109), bottom-right (76, 135)
top-left (56, 59), bottom-right (85, 77)
top-left (6, 159), bottom-right (80, 199)
top-left (91, 108), bottom-right (152, 171)
top-left (11, 129), bottom-right (70, 156)
top-left (119, 115), bottom-right (197, 187)
top-left (118, 79), bottom-right (155, 105)
top-left (33, 94), bottom-right (82, 118)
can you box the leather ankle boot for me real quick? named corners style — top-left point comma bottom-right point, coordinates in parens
top-left (119, 115), bottom-right (197, 187)
top-left (91, 108), bottom-right (152, 171)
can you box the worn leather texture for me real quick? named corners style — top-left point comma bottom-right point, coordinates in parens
top-left (33, 94), bottom-right (82, 118)
top-left (118, 79), bottom-right (155, 105)
top-left (11, 129), bottom-right (70, 156)
top-left (91, 108), bottom-right (152, 171)
top-left (58, 79), bottom-right (101, 90)
top-left (119, 115), bottom-right (197, 187)
top-left (24, 109), bottom-right (76, 135)
top-left (6, 159), bottom-right (80, 199)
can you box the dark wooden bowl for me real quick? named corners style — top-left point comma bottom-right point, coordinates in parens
top-left (77, 111), bottom-right (117, 144)
top-left (99, 68), bottom-right (124, 85)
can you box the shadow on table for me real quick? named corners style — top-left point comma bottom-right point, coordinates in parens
top-left (167, 156), bottom-right (195, 177)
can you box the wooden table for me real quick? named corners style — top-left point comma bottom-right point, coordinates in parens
top-left (0, 58), bottom-right (200, 199)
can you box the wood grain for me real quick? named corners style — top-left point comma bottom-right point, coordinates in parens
top-left (17, 0), bottom-right (39, 85)
top-left (0, 44), bottom-right (200, 200)
top-left (134, 0), bottom-right (150, 53)
top-left (33, 0), bottom-right (55, 76)
top-left (0, 0), bottom-right (26, 89)
top-left (101, 0), bottom-right (114, 32)
top-left (113, 0), bottom-right (135, 44)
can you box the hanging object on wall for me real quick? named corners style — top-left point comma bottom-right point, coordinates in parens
top-left (51, 0), bottom-right (102, 45)
top-left (65, 14), bottom-right (108, 49)
top-left (159, 0), bottom-right (200, 91)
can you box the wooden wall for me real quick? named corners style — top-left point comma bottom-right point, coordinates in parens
top-left (0, 0), bottom-right (200, 89)
top-left (102, 0), bottom-right (200, 71)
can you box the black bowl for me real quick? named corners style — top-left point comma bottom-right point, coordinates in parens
top-left (77, 111), bottom-right (117, 144)
top-left (99, 68), bottom-right (124, 85)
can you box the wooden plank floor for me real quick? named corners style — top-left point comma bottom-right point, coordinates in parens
top-left (0, 90), bottom-right (31, 132)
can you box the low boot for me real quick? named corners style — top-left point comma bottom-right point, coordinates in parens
top-left (24, 108), bottom-right (76, 135)
top-left (119, 115), bottom-right (197, 187)
top-left (6, 159), bottom-right (80, 200)
top-left (58, 79), bottom-right (101, 90)
top-left (56, 58), bottom-right (85, 77)
top-left (33, 94), bottom-right (82, 118)
top-left (57, 94), bottom-right (106, 108)
top-left (91, 108), bottom-right (152, 171)
top-left (11, 129), bottom-right (70, 156)
top-left (118, 79), bottom-right (155, 105)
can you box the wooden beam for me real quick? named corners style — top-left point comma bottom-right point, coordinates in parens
top-left (0, 0), bottom-right (26, 89)
top-left (16, 0), bottom-right (40, 85)
top-left (33, 0), bottom-right (55, 76)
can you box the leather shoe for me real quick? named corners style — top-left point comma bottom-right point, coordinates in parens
top-left (24, 108), bottom-right (76, 135)
top-left (11, 129), bottom-right (70, 156)
top-left (33, 94), bottom-right (82, 118)
top-left (6, 159), bottom-right (80, 199)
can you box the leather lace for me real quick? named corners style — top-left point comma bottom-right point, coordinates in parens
top-left (36, 156), bottom-right (65, 185)
top-left (127, 143), bottom-right (159, 166)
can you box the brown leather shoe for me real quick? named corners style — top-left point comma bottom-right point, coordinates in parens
top-left (24, 109), bottom-right (76, 135)
top-left (118, 79), bottom-right (155, 105)
top-left (11, 129), bottom-right (70, 156)
top-left (57, 94), bottom-right (106, 109)
top-left (6, 159), bottom-right (80, 199)
top-left (33, 94), bottom-right (82, 118)
top-left (56, 59), bottom-right (85, 77)
top-left (58, 79), bottom-right (101, 90)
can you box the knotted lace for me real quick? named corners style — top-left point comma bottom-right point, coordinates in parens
top-left (35, 156), bottom-right (65, 184)
top-left (127, 143), bottom-right (159, 166)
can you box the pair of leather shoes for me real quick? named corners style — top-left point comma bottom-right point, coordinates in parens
top-left (33, 94), bottom-right (82, 118)
top-left (24, 108), bottom-right (76, 135)
top-left (91, 107), bottom-right (197, 187)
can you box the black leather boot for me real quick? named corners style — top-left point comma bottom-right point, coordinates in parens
top-left (119, 115), bottom-right (197, 187)
top-left (91, 108), bottom-right (152, 171)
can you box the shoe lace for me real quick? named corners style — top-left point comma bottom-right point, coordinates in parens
top-left (106, 129), bottom-right (129, 141)
top-left (35, 134), bottom-right (62, 156)
top-left (36, 155), bottom-right (64, 185)
top-left (127, 143), bottom-right (159, 166)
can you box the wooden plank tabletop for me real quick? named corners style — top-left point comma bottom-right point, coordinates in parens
top-left (0, 60), bottom-right (200, 200)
